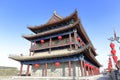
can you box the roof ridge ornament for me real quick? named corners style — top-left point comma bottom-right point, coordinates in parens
top-left (53, 10), bottom-right (57, 15)
top-left (53, 10), bottom-right (63, 19)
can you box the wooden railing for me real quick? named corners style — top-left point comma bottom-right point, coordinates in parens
top-left (30, 38), bottom-right (74, 51)
top-left (30, 37), bottom-right (85, 52)
top-left (30, 42), bottom-right (75, 52)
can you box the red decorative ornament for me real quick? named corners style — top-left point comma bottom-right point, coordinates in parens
top-left (34, 64), bottom-right (40, 68)
top-left (110, 42), bottom-right (115, 49)
top-left (40, 40), bottom-right (45, 43)
top-left (90, 65), bottom-right (93, 69)
top-left (55, 62), bottom-right (60, 67)
top-left (88, 64), bottom-right (90, 67)
top-left (77, 37), bottom-right (81, 42)
top-left (113, 56), bottom-right (118, 63)
top-left (111, 49), bottom-right (116, 55)
top-left (109, 62), bottom-right (112, 66)
top-left (89, 65), bottom-right (91, 68)
top-left (85, 63), bottom-right (88, 67)
top-left (58, 36), bottom-right (62, 40)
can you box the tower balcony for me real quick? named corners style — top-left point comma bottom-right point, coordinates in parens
top-left (30, 42), bottom-right (75, 52)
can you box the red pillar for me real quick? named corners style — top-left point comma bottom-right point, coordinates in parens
top-left (80, 60), bottom-right (84, 76)
top-left (91, 68), bottom-right (93, 76)
top-left (68, 60), bottom-right (71, 76)
top-left (89, 67), bottom-right (92, 76)
top-left (98, 68), bottom-right (100, 74)
top-left (49, 38), bottom-right (52, 53)
top-left (83, 61), bottom-right (86, 76)
top-left (96, 68), bottom-right (98, 75)
top-left (69, 33), bottom-right (72, 51)
top-left (45, 63), bottom-right (48, 76)
top-left (94, 67), bottom-right (96, 75)
top-left (26, 65), bottom-right (30, 76)
top-left (73, 30), bottom-right (78, 49)
top-left (26, 42), bottom-right (32, 76)
top-left (93, 67), bottom-right (95, 75)
top-left (96, 69), bottom-right (98, 75)
top-left (20, 64), bottom-right (23, 76)
top-left (95, 68), bottom-right (97, 75)
top-left (88, 66), bottom-right (90, 76)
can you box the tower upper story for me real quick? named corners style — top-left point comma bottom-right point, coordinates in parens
top-left (23, 10), bottom-right (96, 56)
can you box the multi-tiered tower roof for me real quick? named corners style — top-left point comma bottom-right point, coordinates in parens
top-left (9, 10), bottom-right (101, 77)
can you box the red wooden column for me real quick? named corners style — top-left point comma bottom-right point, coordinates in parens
top-left (69, 33), bottom-right (72, 51)
top-left (92, 67), bottom-right (95, 75)
top-left (49, 38), bottom-right (52, 53)
top-left (20, 64), bottom-right (23, 76)
top-left (96, 69), bottom-right (98, 75)
top-left (26, 65), bottom-right (30, 76)
top-left (98, 68), bottom-right (100, 74)
top-left (83, 61), bottom-right (86, 76)
top-left (95, 68), bottom-right (97, 75)
top-left (97, 68), bottom-right (99, 75)
top-left (73, 30), bottom-right (78, 49)
top-left (26, 52), bottom-right (31, 76)
top-left (89, 66), bottom-right (91, 76)
top-left (90, 67), bottom-right (92, 76)
top-left (94, 68), bottom-right (95, 75)
top-left (79, 60), bottom-right (84, 76)
top-left (68, 60), bottom-right (71, 76)
top-left (26, 42), bottom-right (32, 76)
top-left (96, 68), bottom-right (98, 75)
top-left (45, 63), bottom-right (48, 76)
top-left (92, 67), bottom-right (94, 75)
top-left (88, 65), bottom-right (90, 76)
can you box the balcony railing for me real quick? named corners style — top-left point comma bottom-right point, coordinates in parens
top-left (30, 36), bottom-right (85, 52)
top-left (30, 42), bottom-right (75, 52)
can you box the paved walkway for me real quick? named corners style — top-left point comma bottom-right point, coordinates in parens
top-left (97, 75), bottom-right (112, 80)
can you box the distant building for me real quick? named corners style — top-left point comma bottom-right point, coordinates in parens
top-left (9, 10), bottom-right (101, 77)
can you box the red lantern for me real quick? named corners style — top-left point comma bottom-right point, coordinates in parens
top-left (55, 62), bottom-right (60, 67)
top-left (77, 37), bottom-right (81, 42)
top-left (40, 40), bottom-right (45, 43)
top-left (109, 62), bottom-right (112, 66)
top-left (87, 64), bottom-right (90, 67)
top-left (58, 36), bottom-right (62, 40)
top-left (110, 42), bottom-right (115, 49)
top-left (90, 65), bottom-right (93, 69)
top-left (111, 49), bottom-right (116, 55)
top-left (34, 64), bottom-right (40, 68)
top-left (85, 63), bottom-right (88, 67)
top-left (89, 65), bottom-right (91, 68)
top-left (113, 56), bottom-right (118, 63)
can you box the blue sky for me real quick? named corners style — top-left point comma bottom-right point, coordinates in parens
top-left (0, 0), bottom-right (120, 71)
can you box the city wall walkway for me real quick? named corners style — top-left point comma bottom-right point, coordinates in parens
top-left (0, 74), bottom-right (112, 80)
